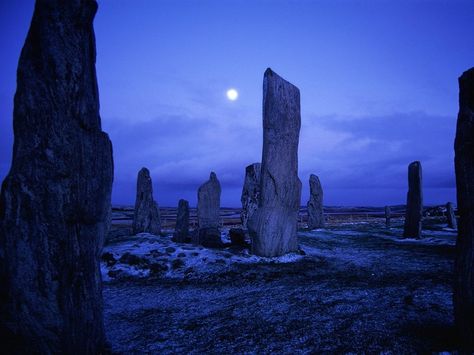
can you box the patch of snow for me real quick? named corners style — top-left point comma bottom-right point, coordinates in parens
top-left (101, 233), bottom-right (304, 281)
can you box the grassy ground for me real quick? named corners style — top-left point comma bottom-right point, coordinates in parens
top-left (103, 218), bottom-right (458, 353)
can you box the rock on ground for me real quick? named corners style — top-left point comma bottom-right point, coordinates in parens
top-left (403, 161), bottom-right (423, 238)
top-left (446, 202), bottom-right (457, 230)
top-left (196, 172), bottom-right (222, 247)
top-left (173, 199), bottom-right (190, 243)
top-left (248, 68), bottom-right (302, 257)
top-left (240, 163), bottom-right (261, 229)
top-left (385, 206), bottom-right (391, 228)
top-left (307, 174), bottom-right (324, 229)
top-left (454, 67), bottom-right (474, 351)
top-left (133, 167), bottom-right (161, 235)
top-left (0, 1), bottom-right (113, 352)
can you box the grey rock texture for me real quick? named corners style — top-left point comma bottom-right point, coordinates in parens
top-left (403, 161), bottom-right (423, 238)
top-left (454, 67), bottom-right (474, 351)
top-left (248, 68), bottom-right (302, 257)
top-left (240, 163), bottom-right (261, 229)
top-left (132, 168), bottom-right (161, 235)
top-left (446, 202), bottom-right (457, 230)
top-left (0, 1), bottom-right (113, 353)
top-left (196, 172), bottom-right (222, 247)
top-left (173, 199), bottom-right (190, 243)
top-left (307, 174), bottom-right (324, 229)
top-left (385, 206), bottom-right (391, 228)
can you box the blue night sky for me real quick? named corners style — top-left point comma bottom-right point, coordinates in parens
top-left (1, 0), bottom-right (473, 207)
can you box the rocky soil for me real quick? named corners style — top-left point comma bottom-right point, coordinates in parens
top-left (102, 216), bottom-right (458, 353)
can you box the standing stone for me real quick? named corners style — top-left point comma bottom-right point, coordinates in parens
top-left (173, 199), bottom-right (189, 243)
top-left (132, 167), bottom-right (161, 235)
top-left (195, 172), bottom-right (222, 248)
top-left (385, 206), bottom-right (391, 228)
top-left (446, 202), bottom-right (457, 230)
top-left (307, 174), bottom-right (324, 229)
top-left (454, 67), bottom-right (474, 351)
top-left (248, 68), bottom-right (302, 257)
top-left (403, 161), bottom-right (423, 238)
top-left (240, 163), bottom-right (261, 229)
top-left (0, 1), bottom-right (113, 353)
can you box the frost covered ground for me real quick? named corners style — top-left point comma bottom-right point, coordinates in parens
top-left (102, 217), bottom-right (458, 353)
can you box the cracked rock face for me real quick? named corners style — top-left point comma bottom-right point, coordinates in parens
top-left (454, 67), bottom-right (474, 351)
top-left (173, 199), bottom-right (190, 243)
top-left (403, 161), bottom-right (423, 238)
top-left (196, 172), bottom-right (222, 247)
top-left (307, 174), bottom-right (324, 229)
top-left (133, 167), bottom-right (161, 235)
top-left (0, 0), bottom-right (113, 352)
top-left (240, 163), bottom-right (261, 229)
top-left (248, 68), bottom-right (302, 257)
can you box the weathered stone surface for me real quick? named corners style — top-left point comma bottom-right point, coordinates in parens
top-left (446, 202), bottom-right (457, 230)
top-left (192, 227), bottom-right (222, 248)
top-left (240, 163), bottom-right (261, 229)
top-left (196, 172), bottom-right (222, 247)
top-left (403, 161), bottom-right (423, 238)
top-left (454, 67), bottom-right (474, 351)
top-left (173, 199), bottom-right (189, 243)
top-left (132, 167), bottom-right (161, 235)
top-left (307, 174), bottom-right (324, 229)
top-left (385, 206), bottom-right (391, 228)
top-left (248, 68), bottom-right (302, 257)
top-left (0, 1), bottom-right (113, 352)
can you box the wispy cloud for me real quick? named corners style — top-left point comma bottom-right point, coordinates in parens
top-left (104, 108), bottom-right (456, 206)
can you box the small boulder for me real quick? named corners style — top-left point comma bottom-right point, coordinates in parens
top-left (229, 228), bottom-right (247, 247)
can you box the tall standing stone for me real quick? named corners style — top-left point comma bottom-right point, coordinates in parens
top-left (248, 68), bottom-right (302, 257)
top-left (307, 174), bottom-right (324, 229)
top-left (403, 161), bottom-right (423, 238)
top-left (132, 167), bottom-right (161, 235)
top-left (454, 67), bottom-right (474, 351)
top-left (240, 163), bottom-right (261, 229)
top-left (195, 172), bottom-right (222, 248)
top-left (385, 206), bottom-right (391, 228)
top-left (446, 202), bottom-right (457, 230)
top-left (0, 1), bottom-right (113, 352)
top-left (173, 199), bottom-right (190, 243)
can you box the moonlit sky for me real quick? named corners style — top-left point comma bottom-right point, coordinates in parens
top-left (1, 1), bottom-right (473, 207)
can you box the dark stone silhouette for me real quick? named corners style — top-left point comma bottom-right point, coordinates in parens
top-left (229, 228), bottom-right (247, 247)
top-left (240, 163), bottom-right (261, 229)
top-left (307, 174), bottom-right (324, 229)
top-left (403, 161), bottom-right (423, 238)
top-left (0, 1), bottom-right (113, 352)
top-left (446, 202), bottom-right (457, 230)
top-left (248, 68), bottom-right (302, 257)
top-left (454, 67), bottom-right (474, 351)
top-left (173, 199), bottom-right (189, 243)
top-left (385, 206), bottom-right (391, 228)
top-left (195, 172), bottom-right (222, 248)
top-left (132, 167), bottom-right (161, 235)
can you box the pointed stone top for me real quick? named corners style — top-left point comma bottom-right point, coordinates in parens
top-left (245, 162), bottom-right (261, 173)
top-left (409, 161), bottom-right (421, 168)
top-left (264, 67), bottom-right (274, 77)
top-left (210, 171), bottom-right (217, 180)
top-left (139, 167), bottom-right (150, 175)
top-left (310, 174), bottom-right (320, 182)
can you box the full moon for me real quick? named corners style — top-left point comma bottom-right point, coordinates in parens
top-left (226, 88), bottom-right (238, 101)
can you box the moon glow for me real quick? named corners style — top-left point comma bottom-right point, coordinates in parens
top-left (226, 88), bottom-right (238, 101)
